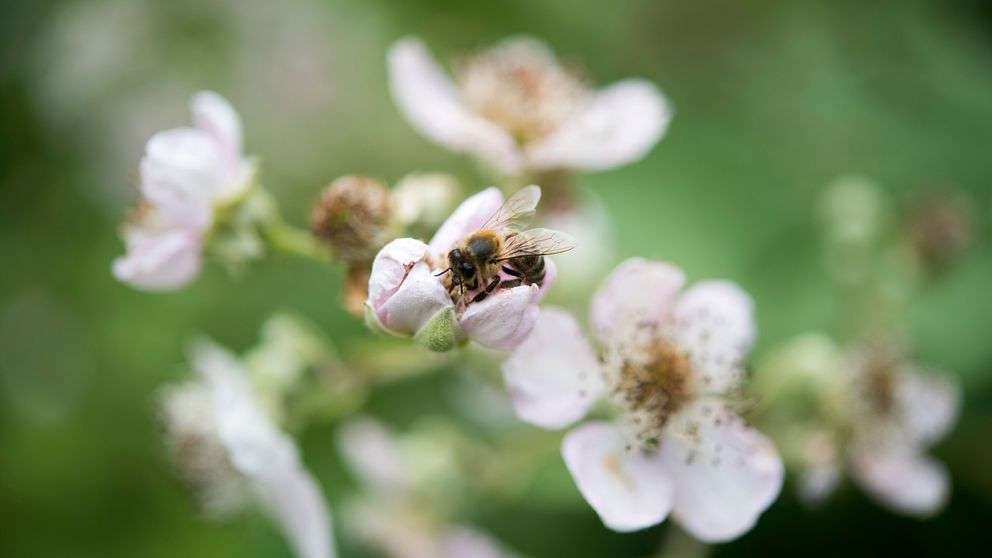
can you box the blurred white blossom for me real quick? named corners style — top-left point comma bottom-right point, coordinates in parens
top-left (113, 91), bottom-right (261, 290)
top-left (160, 340), bottom-right (335, 558)
top-left (337, 417), bottom-right (520, 558)
top-left (388, 36), bottom-right (671, 176)
top-left (780, 337), bottom-right (962, 517)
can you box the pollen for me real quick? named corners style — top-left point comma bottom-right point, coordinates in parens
top-left (456, 39), bottom-right (588, 144)
top-left (612, 341), bottom-right (695, 449)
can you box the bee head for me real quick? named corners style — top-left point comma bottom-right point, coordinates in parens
top-left (447, 248), bottom-right (476, 280)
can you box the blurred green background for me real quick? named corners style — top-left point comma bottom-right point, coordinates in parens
top-left (3, 0), bottom-right (992, 556)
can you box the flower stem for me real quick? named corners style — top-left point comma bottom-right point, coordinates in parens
top-left (654, 524), bottom-right (710, 558)
top-left (264, 221), bottom-right (330, 263)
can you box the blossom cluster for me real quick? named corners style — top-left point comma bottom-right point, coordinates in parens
top-left (113, 33), bottom-right (964, 558)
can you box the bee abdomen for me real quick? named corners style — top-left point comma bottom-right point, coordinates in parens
top-left (508, 255), bottom-right (546, 286)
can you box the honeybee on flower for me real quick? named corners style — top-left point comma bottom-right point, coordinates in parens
top-left (366, 185), bottom-right (569, 352)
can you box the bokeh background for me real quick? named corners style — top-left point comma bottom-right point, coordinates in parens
top-left (2, 0), bottom-right (992, 556)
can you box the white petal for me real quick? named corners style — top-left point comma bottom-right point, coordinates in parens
top-left (562, 422), bottom-right (674, 532)
top-left (378, 262), bottom-right (453, 335)
top-left (526, 79), bottom-right (671, 172)
top-left (459, 284), bottom-right (539, 350)
top-left (590, 258), bottom-right (686, 343)
top-left (661, 399), bottom-right (783, 543)
top-left (896, 366), bottom-right (961, 448)
top-left (673, 281), bottom-right (756, 394)
top-left (336, 417), bottom-right (407, 494)
top-left (140, 127), bottom-right (225, 229)
top-left (502, 307), bottom-right (606, 429)
top-left (191, 340), bottom-right (298, 476)
top-left (428, 187), bottom-right (505, 257)
top-left (112, 228), bottom-right (202, 291)
top-left (852, 450), bottom-right (949, 518)
top-left (441, 526), bottom-right (517, 558)
top-left (367, 238), bottom-right (453, 336)
top-left (191, 90), bottom-right (243, 172)
top-left (388, 38), bottom-right (523, 173)
top-left (191, 340), bottom-right (336, 558)
top-left (252, 462), bottom-right (336, 558)
top-left (367, 238), bottom-right (433, 311)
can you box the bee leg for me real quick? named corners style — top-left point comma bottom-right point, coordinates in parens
top-left (499, 279), bottom-right (523, 289)
top-left (472, 277), bottom-right (502, 303)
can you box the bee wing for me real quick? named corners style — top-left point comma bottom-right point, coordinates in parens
top-left (498, 228), bottom-right (577, 260)
top-left (480, 185), bottom-right (542, 233)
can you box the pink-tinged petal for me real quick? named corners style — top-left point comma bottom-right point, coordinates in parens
top-left (140, 127), bottom-right (226, 229)
top-left (459, 284), bottom-right (539, 350)
top-left (428, 187), bottom-right (505, 256)
top-left (378, 262), bottom-right (452, 335)
top-left (191, 90), bottom-right (243, 174)
top-left (852, 450), bottom-right (949, 518)
top-left (896, 366), bottom-right (961, 448)
top-left (590, 258), bottom-right (686, 344)
top-left (336, 417), bottom-right (407, 494)
top-left (534, 257), bottom-right (557, 302)
top-left (562, 421), bottom-right (674, 532)
top-left (502, 307), bottom-right (606, 430)
top-left (673, 281), bottom-right (756, 394)
top-left (526, 79), bottom-right (671, 172)
top-left (112, 228), bottom-right (203, 291)
top-left (387, 38), bottom-right (523, 174)
top-left (661, 399), bottom-right (783, 543)
top-left (441, 526), bottom-right (518, 558)
top-left (252, 462), bottom-right (336, 558)
top-left (367, 238), bottom-right (432, 311)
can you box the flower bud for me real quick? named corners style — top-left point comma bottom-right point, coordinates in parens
top-left (391, 172), bottom-right (461, 230)
top-left (311, 175), bottom-right (394, 263)
top-left (414, 306), bottom-right (460, 352)
top-left (905, 190), bottom-right (975, 277)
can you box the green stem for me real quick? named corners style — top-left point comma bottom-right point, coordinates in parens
top-left (264, 221), bottom-right (330, 263)
top-left (654, 524), bottom-right (710, 558)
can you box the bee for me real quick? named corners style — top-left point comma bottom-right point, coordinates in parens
top-left (438, 185), bottom-right (576, 304)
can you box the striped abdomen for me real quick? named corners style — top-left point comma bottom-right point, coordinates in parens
top-left (505, 254), bottom-right (546, 287)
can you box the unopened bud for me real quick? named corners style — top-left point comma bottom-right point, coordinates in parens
top-left (311, 176), bottom-right (394, 263)
top-left (391, 172), bottom-right (460, 229)
top-left (414, 306), bottom-right (460, 352)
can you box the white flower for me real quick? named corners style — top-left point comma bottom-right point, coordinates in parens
top-left (160, 340), bottom-right (335, 558)
top-left (366, 186), bottom-right (557, 351)
top-left (337, 417), bottom-right (519, 558)
top-left (388, 36), bottom-right (671, 175)
top-left (501, 258), bottom-right (783, 541)
top-left (113, 91), bottom-right (256, 291)
top-left (796, 339), bottom-right (961, 517)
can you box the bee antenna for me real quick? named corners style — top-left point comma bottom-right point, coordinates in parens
top-left (435, 268), bottom-right (451, 277)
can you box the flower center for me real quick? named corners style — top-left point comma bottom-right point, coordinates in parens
top-left (865, 360), bottom-right (898, 417)
top-left (612, 341), bottom-right (695, 450)
top-left (456, 41), bottom-right (588, 144)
